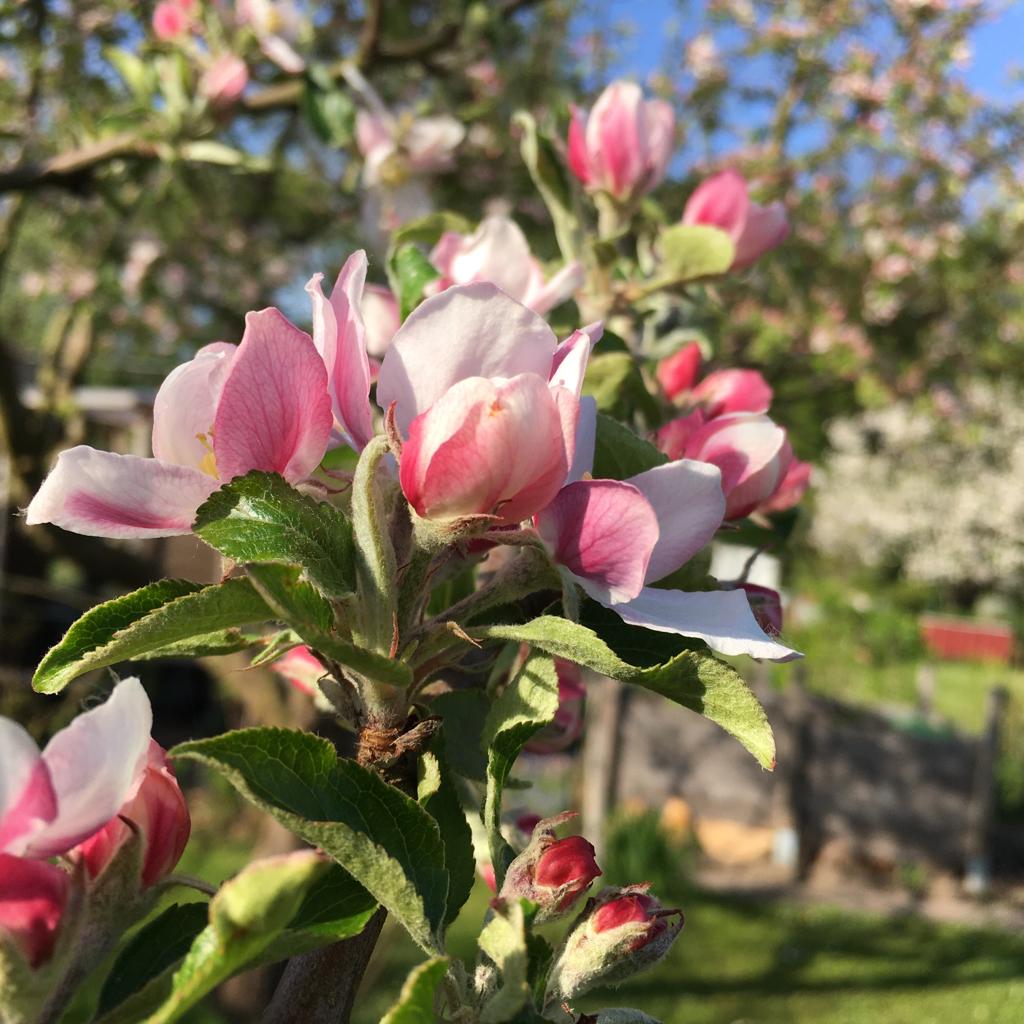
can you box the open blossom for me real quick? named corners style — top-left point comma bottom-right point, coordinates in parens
top-left (534, 449), bottom-right (797, 661)
top-left (236, 0), bottom-right (305, 73)
top-left (682, 170), bottom-right (789, 269)
top-left (356, 109), bottom-right (465, 187)
top-left (27, 308), bottom-right (333, 538)
top-left (74, 741), bottom-right (190, 889)
top-left (0, 856), bottom-right (69, 968)
top-left (378, 284), bottom-right (600, 526)
top-left (0, 679), bottom-right (153, 860)
top-left (429, 216), bottom-right (584, 316)
top-left (200, 54), bottom-right (249, 107)
top-left (568, 81), bottom-right (675, 202)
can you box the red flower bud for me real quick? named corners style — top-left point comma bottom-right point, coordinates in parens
top-left (544, 884), bottom-right (684, 1004)
top-left (0, 854), bottom-right (69, 968)
top-left (656, 342), bottom-right (702, 401)
top-left (75, 741), bottom-right (190, 889)
top-left (498, 813), bottom-right (601, 922)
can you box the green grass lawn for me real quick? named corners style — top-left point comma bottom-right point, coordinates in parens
top-left (353, 883), bottom-right (1024, 1024)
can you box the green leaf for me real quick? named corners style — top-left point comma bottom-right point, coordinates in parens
top-left (482, 653), bottom-right (560, 886)
top-left (419, 742), bottom-right (475, 929)
top-left (171, 728), bottom-right (449, 951)
top-left (389, 211), bottom-right (473, 250)
top-left (302, 70), bottom-right (356, 147)
top-left (379, 957), bottom-right (449, 1024)
top-left (32, 578), bottom-right (272, 694)
top-left (513, 110), bottom-right (580, 262)
top-left (657, 224), bottom-right (735, 284)
top-left (95, 903), bottom-right (208, 1023)
top-left (131, 629), bottom-right (264, 661)
top-left (389, 244), bottom-right (441, 319)
top-left (592, 413), bottom-right (668, 481)
top-left (105, 46), bottom-right (155, 101)
top-left (583, 353), bottom-right (660, 423)
top-left (428, 690), bottom-right (489, 781)
top-left (478, 901), bottom-right (532, 1023)
top-left (306, 628), bottom-right (413, 688)
top-left (194, 471), bottom-right (357, 599)
top-left (145, 852), bottom-right (332, 1024)
top-left (468, 616), bottom-right (775, 769)
top-left (246, 563), bottom-right (334, 633)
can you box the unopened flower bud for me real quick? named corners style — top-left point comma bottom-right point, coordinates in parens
top-left (0, 854), bottom-right (69, 968)
top-left (74, 741), bottom-right (190, 889)
top-left (200, 54), bottom-right (249, 108)
top-left (656, 342), bottom-right (702, 401)
top-left (545, 884), bottom-right (684, 1004)
top-left (498, 813), bottom-right (601, 923)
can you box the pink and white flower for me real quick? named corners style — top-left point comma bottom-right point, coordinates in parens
top-left (0, 856), bottom-right (69, 968)
top-left (378, 284), bottom-right (600, 525)
top-left (533, 454), bottom-right (798, 661)
top-left (356, 110), bottom-right (465, 187)
top-left (200, 54), bottom-right (249, 108)
top-left (567, 81), bottom-right (675, 202)
top-left (26, 308), bottom-right (333, 539)
top-left (361, 283), bottom-right (401, 358)
top-left (429, 216), bottom-right (584, 316)
top-left (682, 170), bottom-right (789, 270)
top-left (0, 679), bottom-right (154, 860)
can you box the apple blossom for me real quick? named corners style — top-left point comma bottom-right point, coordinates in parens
top-left (689, 368), bottom-right (773, 417)
top-left (200, 54), bottom-right (249, 108)
top-left (74, 741), bottom-right (190, 889)
top-left (152, 0), bottom-right (190, 40)
top-left (356, 109), bottom-right (465, 187)
top-left (568, 81), bottom-right (675, 202)
top-left (377, 284), bottom-right (601, 525)
top-left (26, 307), bottom-right (332, 538)
top-left (429, 216), bottom-right (584, 316)
top-left (534, 454), bottom-right (798, 660)
top-left (682, 169), bottom-right (789, 269)
top-left (235, 0), bottom-right (305, 73)
top-left (0, 679), bottom-right (153, 860)
top-left (758, 449), bottom-right (812, 513)
top-left (0, 855), bottom-right (69, 968)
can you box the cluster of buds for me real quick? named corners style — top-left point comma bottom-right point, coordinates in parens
top-left (545, 884), bottom-right (685, 1006)
top-left (655, 345), bottom-right (811, 520)
top-left (0, 680), bottom-right (189, 974)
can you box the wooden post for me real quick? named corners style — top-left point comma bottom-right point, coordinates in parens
top-left (581, 675), bottom-right (623, 862)
top-left (964, 686), bottom-right (1008, 895)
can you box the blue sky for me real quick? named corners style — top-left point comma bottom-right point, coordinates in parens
top-left (571, 1), bottom-right (1024, 104)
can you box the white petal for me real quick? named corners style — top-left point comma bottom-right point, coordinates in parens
top-left (611, 587), bottom-right (801, 662)
top-left (25, 678), bottom-right (153, 858)
top-left (567, 396), bottom-right (597, 483)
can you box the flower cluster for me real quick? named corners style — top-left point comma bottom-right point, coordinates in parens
top-left (0, 681), bottom-right (189, 969)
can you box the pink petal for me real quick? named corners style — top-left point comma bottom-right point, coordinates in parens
top-left (550, 321), bottom-right (603, 398)
top-left (213, 307), bottom-right (333, 482)
top-left (306, 252), bottom-right (375, 451)
top-left (759, 454), bottom-right (812, 514)
top-left (567, 106), bottom-right (591, 185)
top-left (654, 409), bottom-right (708, 461)
top-left (377, 283), bottom-right (557, 434)
top-left (361, 284), bottom-right (401, 359)
top-left (0, 855), bottom-right (69, 968)
top-left (0, 721), bottom-right (56, 855)
top-left (690, 368), bottom-right (773, 417)
top-left (152, 342), bottom-right (237, 470)
top-left (404, 115), bottom-right (465, 172)
top-left (682, 169), bottom-right (750, 240)
top-left (642, 98), bottom-right (676, 192)
top-left (733, 200), bottom-right (790, 269)
top-left (628, 460), bottom-right (725, 583)
top-left (656, 342), bottom-right (702, 400)
top-left (612, 587), bottom-right (801, 661)
top-left (24, 678), bottom-right (152, 859)
top-left (430, 217), bottom-right (535, 301)
top-left (527, 260), bottom-right (585, 316)
top-left (535, 479), bottom-right (659, 605)
top-left (25, 447), bottom-right (218, 539)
